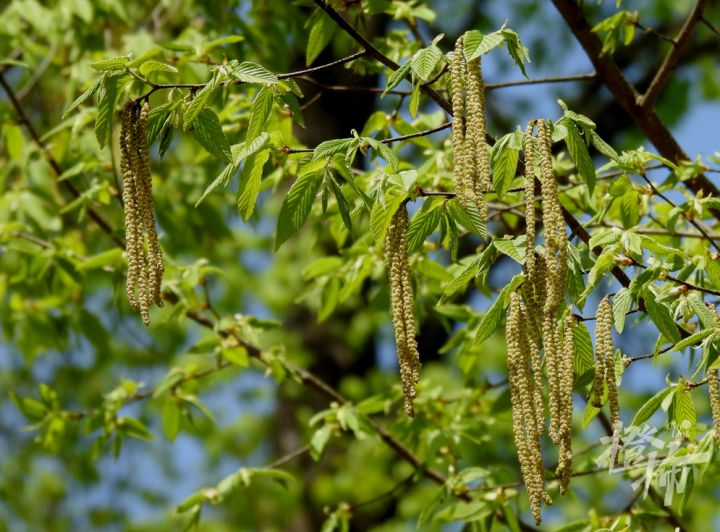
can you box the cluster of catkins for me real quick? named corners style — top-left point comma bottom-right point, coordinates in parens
top-left (505, 119), bottom-right (574, 524)
top-left (120, 100), bottom-right (164, 326)
top-left (384, 36), bottom-right (492, 418)
top-left (385, 205), bottom-right (422, 417)
top-left (451, 36), bottom-right (491, 222)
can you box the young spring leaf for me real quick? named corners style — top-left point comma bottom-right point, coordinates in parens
top-left (237, 149), bottom-right (270, 221)
top-left (190, 107), bottom-right (231, 162)
top-left (246, 87), bottom-right (274, 141)
top-left (275, 169), bottom-right (323, 249)
top-left (306, 11), bottom-right (336, 66)
top-left (406, 201), bottom-right (443, 254)
top-left (463, 29), bottom-right (504, 61)
top-left (94, 73), bottom-right (125, 148)
top-left (561, 119), bottom-right (596, 193)
top-left (232, 61), bottom-right (278, 85)
top-left (491, 136), bottom-right (519, 198)
top-left (410, 45), bottom-right (442, 82)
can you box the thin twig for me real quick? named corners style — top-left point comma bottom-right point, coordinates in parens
top-left (640, 0), bottom-right (709, 109)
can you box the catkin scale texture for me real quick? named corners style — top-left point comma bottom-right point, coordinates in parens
top-left (119, 100), bottom-right (164, 326)
top-left (451, 38), bottom-right (489, 220)
top-left (385, 205), bottom-right (421, 417)
top-left (506, 293), bottom-right (551, 525)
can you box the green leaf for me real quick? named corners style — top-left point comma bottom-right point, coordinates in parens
top-left (77, 248), bottom-right (123, 271)
top-left (687, 293), bottom-right (715, 328)
top-left (2, 123), bottom-right (23, 162)
top-left (406, 202), bottom-right (442, 253)
top-left (183, 75), bottom-right (218, 127)
top-left (162, 399), bottom-right (181, 442)
top-left (190, 107), bottom-right (231, 162)
top-left (275, 170), bottom-right (323, 249)
top-left (632, 387), bottom-right (674, 427)
top-left (90, 55), bottom-right (130, 71)
top-left (232, 61), bottom-right (278, 85)
top-left (440, 256), bottom-right (482, 303)
top-left (578, 248), bottom-right (616, 305)
top-left (473, 274), bottom-right (524, 346)
top-left (672, 328), bottom-right (713, 352)
top-left (612, 287), bottom-right (632, 333)
top-left (493, 236), bottom-right (525, 264)
top-left (500, 29), bottom-right (530, 78)
top-left (222, 345), bottom-right (249, 366)
top-left (314, 138), bottom-right (356, 160)
top-left (673, 387), bottom-right (697, 440)
top-left (370, 194), bottom-right (405, 244)
top-left (237, 149), bottom-right (270, 221)
top-left (310, 424), bottom-right (333, 461)
top-left (139, 60), bottom-right (178, 77)
top-left (63, 77), bottom-right (102, 119)
top-left (643, 288), bottom-right (681, 343)
top-left (573, 320), bottom-right (595, 375)
top-left (325, 176), bottom-right (353, 233)
top-left (463, 30), bottom-right (504, 61)
top-left (306, 11), bottom-right (336, 66)
top-left (119, 416), bottom-right (155, 441)
top-left (589, 130), bottom-right (619, 161)
top-left (409, 82), bottom-right (421, 119)
top-left (364, 138), bottom-right (399, 172)
top-left (383, 61), bottom-right (412, 97)
top-left (562, 119), bottom-right (596, 193)
top-left (447, 200), bottom-right (487, 239)
top-left (491, 137), bottom-right (519, 198)
top-left (619, 190), bottom-right (640, 228)
top-left (233, 131), bottom-right (270, 163)
top-left (411, 45), bottom-right (442, 82)
top-left (196, 162), bottom-right (238, 207)
top-left (147, 103), bottom-right (171, 145)
top-left (94, 74), bottom-right (124, 148)
top-left (247, 88), bottom-right (274, 142)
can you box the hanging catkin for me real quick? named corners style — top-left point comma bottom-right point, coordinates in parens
top-left (536, 119), bottom-right (567, 444)
top-left (506, 293), bottom-right (551, 525)
top-left (708, 370), bottom-right (720, 445)
top-left (555, 310), bottom-right (575, 494)
top-left (120, 100), bottom-right (164, 326)
top-left (522, 121), bottom-right (539, 315)
top-left (594, 296), bottom-right (620, 434)
top-left (464, 54), bottom-right (490, 221)
top-left (385, 204), bottom-right (421, 417)
top-left (451, 37), bottom-right (489, 220)
top-left (451, 36), bottom-right (471, 207)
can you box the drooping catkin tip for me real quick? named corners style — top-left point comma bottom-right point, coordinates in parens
top-left (386, 205), bottom-right (421, 416)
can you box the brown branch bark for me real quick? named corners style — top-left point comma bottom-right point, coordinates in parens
top-left (549, 0), bottom-right (720, 212)
top-left (640, 0), bottom-right (709, 109)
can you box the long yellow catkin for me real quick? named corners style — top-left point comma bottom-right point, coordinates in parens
top-left (595, 296), bottom-right (620, 434)
top-left (556, 310), bottom-right (575, 494)
top-left (451, 36), bottom-right (470, 207)
top-left (464, 54), bottom-right (490, 220)
top-left (120, 100), bottom-right (164, 326)
top-left (451, 37), bottom-right (489, 220)
top-left (385, 205), bottom-right (421, 417)
top-left (506, 293), bottom-right (551, 525)
top-left (708, 370), bottom-right (720, 445)
top-left (537, 119), bottom-right (567, 444)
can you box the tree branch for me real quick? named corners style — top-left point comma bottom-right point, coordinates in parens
top-left (549, 0), bottom-right (720, 211)
top-left (639, 0), bottom-right (709, 109)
